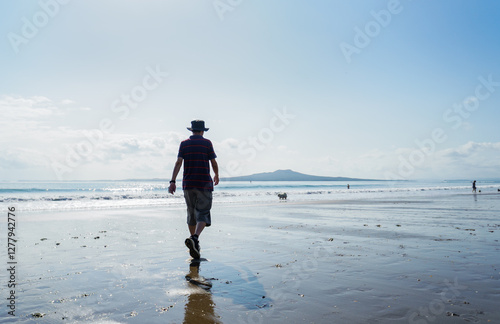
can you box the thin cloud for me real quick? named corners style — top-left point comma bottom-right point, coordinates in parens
top-left (0, 95), bottom-right (61, 122)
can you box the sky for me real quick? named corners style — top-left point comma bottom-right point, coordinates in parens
top-left (1, 0), bottom-right (500, 181)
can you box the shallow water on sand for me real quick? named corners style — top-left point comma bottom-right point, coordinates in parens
top-left (5, 192), bottom-right (500, 323)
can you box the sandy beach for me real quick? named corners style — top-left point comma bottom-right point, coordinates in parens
top-left (5, 192), bottom-right (500, 323)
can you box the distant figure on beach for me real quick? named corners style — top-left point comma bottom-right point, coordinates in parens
top-left (169, 120), bottom-right (219, 259)
top-left (472, 180), bottom-right (477, 193)
top-left (347, 184), bottom-right (350, 189)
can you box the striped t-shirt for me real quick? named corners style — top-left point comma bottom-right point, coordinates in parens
top-left (178, 135), bottom-right (217, 191)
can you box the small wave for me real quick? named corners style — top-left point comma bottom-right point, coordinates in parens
top-left (0, 188), bottom-right (49, 193)
top-left (3, 180), bottom-right (499, 212)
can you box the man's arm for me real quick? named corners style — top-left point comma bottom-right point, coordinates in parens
top-left (210, 159), bottom-right (219, 186)
top-left (168, 157), bottom-right (183, 194)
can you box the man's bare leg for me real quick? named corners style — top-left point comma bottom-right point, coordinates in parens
top-left (188, 222), bottom-right (206, 237)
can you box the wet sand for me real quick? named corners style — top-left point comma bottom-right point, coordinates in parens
top-left (7, 193), bottom-right (500, 323)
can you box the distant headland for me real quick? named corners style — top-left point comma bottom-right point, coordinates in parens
top-left (222, 169), bottom-right (382, 182)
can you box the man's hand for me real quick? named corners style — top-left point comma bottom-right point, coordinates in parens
top-left (169, 158), bottom-right (183, 194)
top-left (168, 182), bottom-right (176, 194)
top-left (210, 159), bottom-right (219, 186)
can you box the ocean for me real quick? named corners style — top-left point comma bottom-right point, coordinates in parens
top-left (2, 179), bottom-right (499, 212)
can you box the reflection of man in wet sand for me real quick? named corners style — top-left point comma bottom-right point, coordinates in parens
top-left (184, 261), bottom-right (221, 323)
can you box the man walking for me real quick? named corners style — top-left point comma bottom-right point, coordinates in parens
top-left (168, 120), bottom-right (219, 259)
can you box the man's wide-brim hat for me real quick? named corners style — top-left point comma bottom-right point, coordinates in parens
top-left (187, 120), bottom-right (209, 132)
